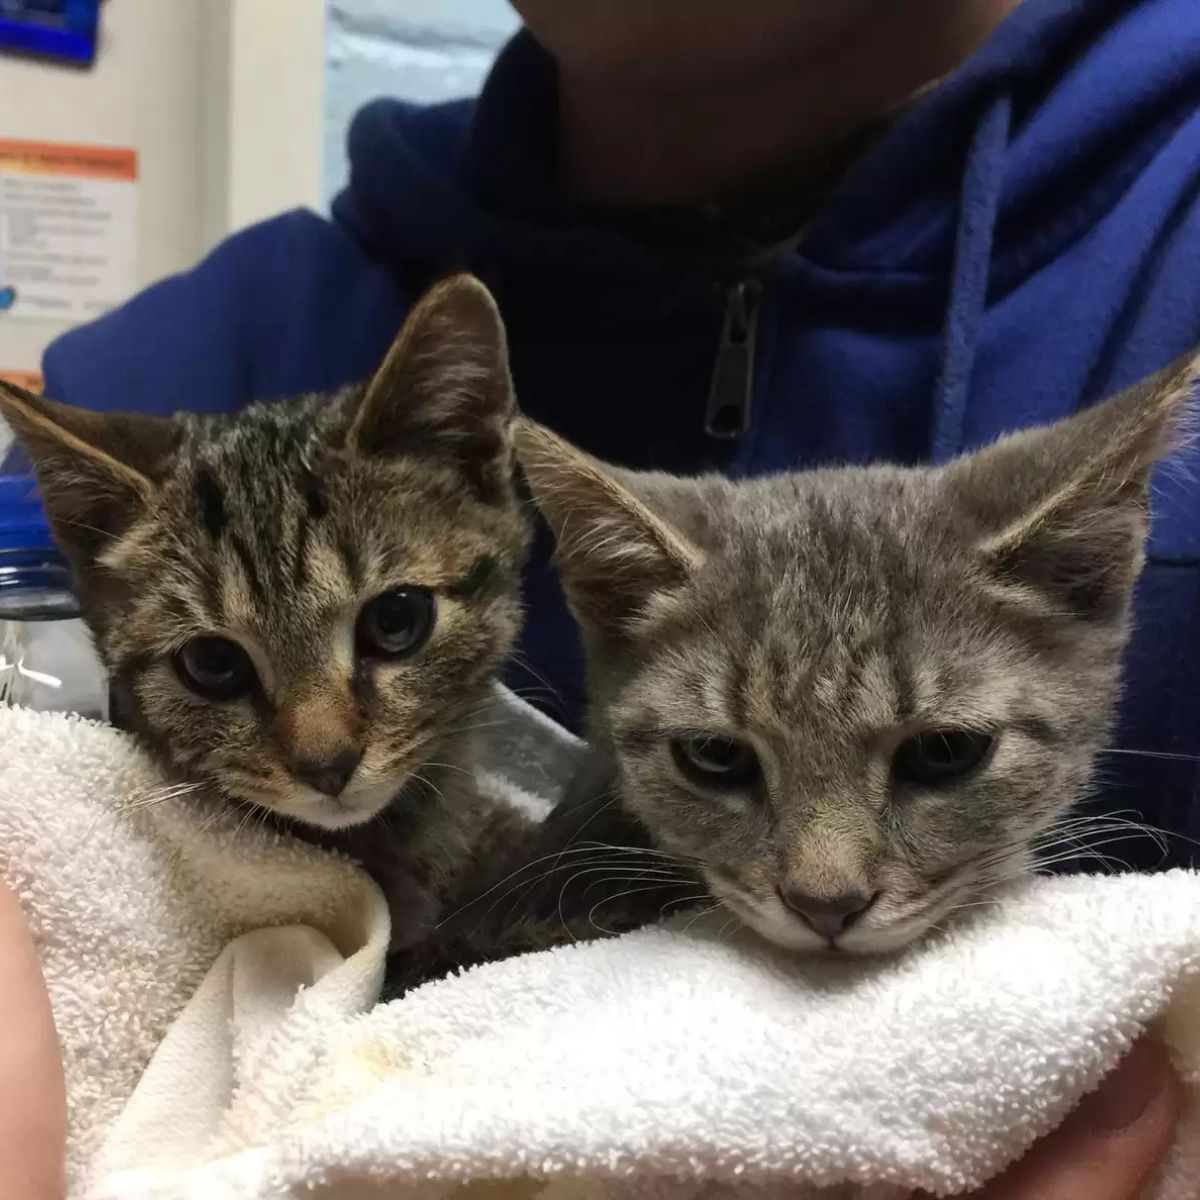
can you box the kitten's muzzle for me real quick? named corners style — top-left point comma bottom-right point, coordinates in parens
top-left (292, 747), bottom-right (363, 798)
top-left (776, 885), bottom-right (877, 940)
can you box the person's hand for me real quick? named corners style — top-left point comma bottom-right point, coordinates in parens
top-left (917, 1038), bottom-right (1182, 1199)
top-left (0, 878), bottom-right (65, 1199)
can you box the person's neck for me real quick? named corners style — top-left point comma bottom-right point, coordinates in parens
top-left (558, 0), bottom-right (1020, 207)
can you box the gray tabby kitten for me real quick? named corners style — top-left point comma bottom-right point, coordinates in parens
top-left (0, 275), bottom-right (530, 948)
top-left (515, 356), bottom-right (1198, 956)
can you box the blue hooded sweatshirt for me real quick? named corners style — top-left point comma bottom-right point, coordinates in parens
top-left (28, 0), bottom-right (1200, 866)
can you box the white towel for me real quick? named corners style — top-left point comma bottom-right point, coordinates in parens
top-left (3, 703), bottom-right (1200, 1199)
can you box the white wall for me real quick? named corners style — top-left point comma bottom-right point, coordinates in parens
top-left (200, 0), bottom-right (326, 252)
top-left (1, 0), bottom-right (204, 380)
top-left (323, 0), bottom-right (516, 204)
top-left (0, 0), bottom-right (326, 390)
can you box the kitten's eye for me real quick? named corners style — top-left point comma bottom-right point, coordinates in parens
top-left (357, 588), bottom-right (436, 658)
top-left (893, 729), bottom-right (995, 788)
top-left (172, 636), bottom-right (255, 701)
top-left (670, 733), bottom-right (760, 789)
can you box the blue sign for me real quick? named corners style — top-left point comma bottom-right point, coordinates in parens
top-left (0, 0), bottom-right (100, 64)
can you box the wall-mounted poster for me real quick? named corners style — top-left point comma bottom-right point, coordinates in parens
top-left (0, 138), bottom-right (138, 323)
top-left (0, 370), bottom-right (41, 462)
top-left (0, 0), bottom-right (100, 63)
top-left (0, 368), bottom-right (41, 390)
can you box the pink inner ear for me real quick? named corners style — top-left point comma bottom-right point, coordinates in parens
top-left (353, 273), bottom-right (512, 457)
top-left (982, 494), bottom-right (1149, 623)
top-left (515, 423), bottom-right (703, 638)
top-left (939, 351), bottom-right (1198, 566)
top-left (349, 285), bottom-right (514, 503)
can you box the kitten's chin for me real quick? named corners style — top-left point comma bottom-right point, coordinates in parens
top-left (705, 880), bottom-right (832, 953)
top-left (734, 900), bottom-right (939, 956)
top-left (711, 879), bottom-right (946, 957)
top-left (732, 904), bottom-right (830, 953)
top-left (264, 778), bottom-right (403, 832)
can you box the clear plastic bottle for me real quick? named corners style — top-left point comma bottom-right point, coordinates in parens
top-left (0, 472), bottom-right (108, 719)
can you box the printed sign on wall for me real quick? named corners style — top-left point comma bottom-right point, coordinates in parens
top-left (0, 368), bottom-right (42, 391)
top-left (0, 138), bottom-right (138, 322)
top-left (0, 370), bottom-right (42, 461)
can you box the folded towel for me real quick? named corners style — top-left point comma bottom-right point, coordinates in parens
top-left (0, 704), bottom-right (386, 1193)
top-left (3, 702), bottom-right (1200, 1199)
top-left (0, 690), bottom-right (578, 1196)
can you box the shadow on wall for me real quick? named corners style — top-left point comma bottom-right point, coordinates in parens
top-left (323, 0), bottom-right (518, 206)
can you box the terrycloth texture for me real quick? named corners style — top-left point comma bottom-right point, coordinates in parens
top-left (4, 704), bottom-right (1200, 1198)
top-left (0, 689), bottom-right (579, 1196)
top-left (0, 705), bottom-right (388, 1192)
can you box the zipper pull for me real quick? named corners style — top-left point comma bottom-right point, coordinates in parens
top-left (704, 278), bottom-right (762, 440)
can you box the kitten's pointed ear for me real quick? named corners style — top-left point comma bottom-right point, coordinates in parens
top-left (515, 419), bottom-right (702, 637)
top-left (0, 381), bottom-right (177, 562)
top-left (943, 352), bottom-right (1200, 619)
top-left (348, 274), bottom-right (515, 501)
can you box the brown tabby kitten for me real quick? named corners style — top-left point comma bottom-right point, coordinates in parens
top-left (514, 355), bottom-right (1199, 956)
top-left (0, 275), bottom-right (532, 953)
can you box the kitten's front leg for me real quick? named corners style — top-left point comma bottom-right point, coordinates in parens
top-left (377, 864), bottom-right (442, 953)
top-left (288, 818), bottom-right (443, 954)
top-left (380, 756), bottom-right (709, 998)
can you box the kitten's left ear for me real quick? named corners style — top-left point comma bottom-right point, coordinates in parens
top-left (348, 273), bottom-right (515, 501)
top-left (0, 381), bottom-right (177, 562)
top-left (515, 419), bottom-right (703, 639)
top-left (943, 352), bottom-right (1200, 619)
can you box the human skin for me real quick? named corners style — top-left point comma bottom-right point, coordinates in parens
top-left (953, 1039), bottom-right (1183, 1200)
top-left (0, 877), bottom-right (66, 1200)
top-left (510, 0), bottom-right (1021, 204)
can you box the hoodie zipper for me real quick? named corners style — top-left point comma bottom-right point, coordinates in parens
top-left (704, 277), bottom-right (762, 439)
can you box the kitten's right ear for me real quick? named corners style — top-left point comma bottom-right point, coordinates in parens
top-left (348, 273), bottom-right (515, 502)
top-left (514, 419), bottom-right (702, 638)
top-left (0, 381), bottom-right (176, 562)
top-left (943, 351), bottom-right (1200, 620)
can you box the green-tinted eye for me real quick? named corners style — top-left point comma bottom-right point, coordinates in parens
top-left (670, 733), bottom-right (760, 789)
top-left (893, 729), bottom-right (996, 787)
top-left (173, 636), bottom-right (255, 701)
top-left (356, 588), bottom-right (436, 658)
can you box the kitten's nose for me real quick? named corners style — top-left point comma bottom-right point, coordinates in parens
top-left (777, 886), bottom-right (876, 940)
top-left (293, 748), bottom-right (362, 798)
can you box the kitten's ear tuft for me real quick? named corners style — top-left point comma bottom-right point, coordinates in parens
top-left (944, 351), bottom-right (1200, 620)
top-left (349, 274), bottom-right (515, 501)
top-left (0, 381), bottom-right (176, 562)
top-left (515, 419), bottom-right (702, 637)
